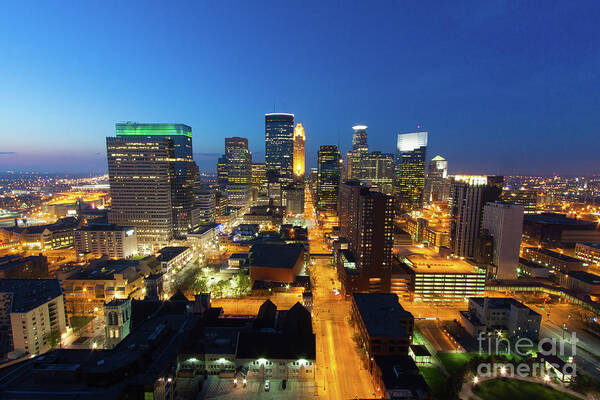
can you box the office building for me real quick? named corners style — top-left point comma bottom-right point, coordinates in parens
top-left (393, 246), bottom-right (486, 302)
top-left (192, 187), bottom-right (216, 227)
top-left (338, 181), bottom-right (395, 293)
top-left (0, 279), bottom-right (67, 357)
top-left (517, 258), bottom-right (551, 278)
top-left (395, 132), bottom-right (428, 210)
top-left (74, 223), bottom-right (138, 259)
top-left (317, 145), bottom-right (341, 213)
top-left (104, 298), bottom-right (131, 349)
top-left (424, 155), bottom-right (448, 204)
top-left (107, 128), bottom-right (177, 245)
top-left (217, 155), bottom-right (228, 195)
top-left (575, 242), bottom-right (600, 266)
top-left (251, 162), bottom-right (268, 198)
top-left (523, 213), bottom-right (600, 247)
top-left (522, 247), bottom-right (588, 274)
top-left (558, 270), bottom-right (600, 296)
top-left (448, 175), bottom-right (503, 258)
top-left (0, 254), bottom-right (49, 279)
top-left (0, 217), bottom-right (79, 250)
top-left (460, 297), bottom-right (541, 340)
top-left (265, 113), bottom-right (294, 185)
top-left (482, 202), bottom-right (524, 280)
top-left (501, 189), bottom-right (538, 214)
top-left (293, 123), bottom-right (305, 182)
top-left (360, 151), bottom-right (395, 195)
top-left (112, 123), bottom-right (198, 237)
top-left (346, 125), bottom-right (369, 180)
top-left (222, 137), bottom-right (252, 208)
top-left (248, 243), bottom-right (305, 284)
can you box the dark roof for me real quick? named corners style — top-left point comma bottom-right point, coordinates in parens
top-left (524, 213), bottom-right (595, 227)
top-left (156, 246), bottom-right (189, 262)
top-left (526, 247), bottom-right (583, 263)
top-left (470, 297), bottom-right (540, 316)
top-left (352, 293), bottom-right (412, 338)
top-left (79, 223), bottom-right (133, 232)
top-left (579, 242), bottom-right (600, 250)
top-left (281, 302), bottom-right (312, 335)
top-left (254, 299), bottom-right (277, 329)
top-left (567, 270), bottom-right (600, 285)
top-left (374, 355), bottom-right (430, 397)
top-left (236, 331), bottom-right (316, 360)
top-left (67, 260), bottom-right (139, 280)
top-left (409, 344), bottom-right (431, 357)
top-left (0, 279), bottom-right (63, 313)
top-left (229, 253), bottom-right (249, 259)
top-left (518, 257), bottom-right (551, 270)
top-left (249, 243), bottom-right (304, 269)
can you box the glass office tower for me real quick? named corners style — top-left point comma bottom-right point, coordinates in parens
top-left (265, 113), bottom-right (295, 186)
top-left (114, 123), bottom-right (198, 238)
top-left (317, 145), bottom-right (341, 213)
top-left (395, 132), bottom-right (428, 210)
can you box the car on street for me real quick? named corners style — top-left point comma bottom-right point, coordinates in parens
top-left (264, 380), bottom-right (270, 391)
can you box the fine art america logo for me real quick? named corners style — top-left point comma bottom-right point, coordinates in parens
top-left (476, 332), bottom-right (577, 379)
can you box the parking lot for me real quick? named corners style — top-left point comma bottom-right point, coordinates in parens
top-left (193, 376), bottom-right (317, 400)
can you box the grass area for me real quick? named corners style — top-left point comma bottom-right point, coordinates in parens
top-left (438, 352), bottom-right (478, 375)
top-left (419, 367), bottom-right (451, 400)
top-left (70, 316), bottom-right (93, 331)
top-left (473, 378), bottom-right (580, 400)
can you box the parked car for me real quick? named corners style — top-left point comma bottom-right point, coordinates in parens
top-left (264, 380), bottom-right (270, 391)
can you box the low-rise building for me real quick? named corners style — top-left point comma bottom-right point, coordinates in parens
top-left (558, 270), bottom-right (600, 296)
top-left (61, 259), bottom-right (148, 315)
top-left (156, 246), bottom-right (192, 272)
top-left (74, 223), bottom-right (137, 259)
top-left (575, 242), bottom-right (600, 267)
top-left (248, 243), bottom-right (305, 283)
top-left (394, 246), bottom-right (486, 302)
top-left (0, 254), bottom-right (49, 278)
top-left (517, 257), bottom-right (551, 279)
top-left (459, 297), bottom-right (541, 340)
top-left (372, 355), bottom-right (430, 400)
top-left (351, 293), bottom-right (414, 364)
top-left (522, 247), bottom-right (587, 274)
top-left (0, 279), bottom-right (67, 357)
top-left (0, 217), bottom-right (80, 249)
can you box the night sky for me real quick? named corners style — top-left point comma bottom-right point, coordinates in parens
top-left (1, 1), bottom-right (599, 175)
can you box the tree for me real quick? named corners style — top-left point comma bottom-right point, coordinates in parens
top-left (45, 330), bottom-right (61, 349)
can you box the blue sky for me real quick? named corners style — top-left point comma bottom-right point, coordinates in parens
top-left (0, 1), bottom-right (599, 175)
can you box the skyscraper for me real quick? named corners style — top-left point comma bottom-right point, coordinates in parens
top-left (482, 202), bottom-right (524, 280)
top-left (360, 152), bottom-right (395, 195)
top-left (293, 123), bottom-right (305, 182)
top-left (107, 135), bottom-right (175, 246)
top-left (339, 180), bottom-right (395, 292)
top-left (317, 145), bottom-right (341, 213)
top-left (265, 113), bottom-right (294, 186)
top-left (424, 155), bottom-right (448, 204)
top-left (251, 162), bottom-right (267, 198)
top-left (449, 175), bottom-right (503, 258)
top-left (346, 125), bottom-right (368, 180)
top-left (112, 123), bottom-right (198, 237)
top-left (395, 132), bottom-right (428, 210)
top-left (223, 137), bottom-right (252, 208)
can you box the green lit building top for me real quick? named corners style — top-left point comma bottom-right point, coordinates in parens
top-left (116, 123), bottom-right (192, 138)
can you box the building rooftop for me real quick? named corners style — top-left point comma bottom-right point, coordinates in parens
top-left (236, 331), bottom-right (315, 360)
top-left (470, 297), bottom-right (540, 316)
top-left (156, 246), bottom-right (189, 262)
top-left (567, 270), bottom-right (600, 285)
top-left (525, 247), bottom-right (583, 263)
top-left (249, 243), bottom-right (304, 269)
top-left (67, 260), bottom-right (141, 280)
top-left (396, 245), bottom-right (483, 274)
top-left (374, 355), bottom-right (430, 397)
top-left (524, 213), bottom-right (596, 227)
top-left (518, 257), bottom-right (551, 270)
top-left (352, 293), bottom-right (412, 338)
top-left (79, 223), bottom-right (134, 232)
top-left (0, 279), bottom-right (63, 313)
top-left (579, 242), bottom-right (600, 250)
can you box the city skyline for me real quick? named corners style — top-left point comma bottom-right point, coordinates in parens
top-left (1, 1), bottom-right (599, 175)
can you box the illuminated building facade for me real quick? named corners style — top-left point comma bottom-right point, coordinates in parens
top-left (265, 113), bottom-right (295, 186)
top-left (338, 181), bottom-right (395, 293)
top-left (395, 132), bottom-right (428, 210)
top-left (360, 152), bottom-right (394, 195)
top-left (223, 137), bottom-right (252, 208)
top-left (317, 145), bottom-right (341, 213)
top-left (74, 223), bottom-right (138, 259)
top-left (251, 163), bottom-right (268, 198)
top-left (192, 187), bottom-right (216, 227)
top-left (107, 135), bottom-right (175, 245)
top-left (424, 155), bottom-right (448, 204)
top-left (114, 123), bottom-right (198, 237)
top-left (575, 242), bottom-right (600, 267)
top-left (448, 175), bottom-right (503, 258)
top-left (482, 202), bottom-right (524, 280)
top-left (293, 123), bottom-right (305, 182)
top-left (346, 125), bottom-right (368, 180)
